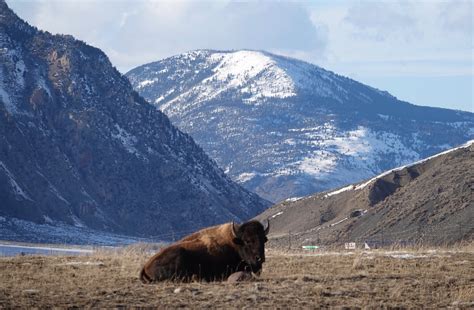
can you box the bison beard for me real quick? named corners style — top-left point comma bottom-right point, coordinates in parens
top-left (140, 220), bottom-right (269, 283)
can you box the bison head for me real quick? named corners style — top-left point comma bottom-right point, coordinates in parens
top-left (231, 220), bottom-right (269, 273)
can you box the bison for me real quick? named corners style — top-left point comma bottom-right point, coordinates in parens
top-left (140, 220), bottom-right (269, 283)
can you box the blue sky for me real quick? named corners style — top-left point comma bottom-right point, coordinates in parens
top-left (7, 0), bottom-right (473, 112)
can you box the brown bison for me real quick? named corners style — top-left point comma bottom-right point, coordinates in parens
top-left (140, 220), bottom-right (269, 282)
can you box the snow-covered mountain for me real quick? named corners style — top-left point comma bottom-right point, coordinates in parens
top-left (127, 49), bottom-right (474, 202)
top-left (0, 3), bottom-right (269, 242)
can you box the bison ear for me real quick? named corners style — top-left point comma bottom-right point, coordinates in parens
top-left (264, 219), bottom-right (270, 236)
top-left (233, 237), bottom-right (243, 245)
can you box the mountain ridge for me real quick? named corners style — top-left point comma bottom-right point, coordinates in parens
top-left (0, 2), bottom-right (270, 242)
top-left (255, 140), bottom-right (474, 246)
top-left (127, 49), bottom-right (474, 202)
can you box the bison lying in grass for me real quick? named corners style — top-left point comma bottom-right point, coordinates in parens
top-left (140, 220), bottom-right (269, 282)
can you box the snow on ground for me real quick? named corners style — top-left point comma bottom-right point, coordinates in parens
top-left (163, 50), bottom-right (297, 112)
top-left (57, 261), bottom-right (104, 266)
top-left (159, 49), bottom-right (361, 112)
top-left (208, 50), bottom-right (297, 103)
top-left (298, 134), bottom-right (472, 198)
top-left (355, 139), bottom-right (474, 191)
top-left (0, 160), bottom-right (32, 201)
top-left (297, 150), bottom-right (337, 177)
top-left (0, 243), bottom-right (93, 254)
top-left (285, 197), bottom-right (303, 202)
top-left (0, 217), bottom-right (149, 246)
top-left (0, 84), bottom-right (16, 114)
top-left (71, 215), bottom-right (85, 228)
top-left (273, 250), bottom-right (454, 258)
top-left (293, 125), bottom-right (420, 187)
top-left (274, 54), bottom-right (342, 101)
top-left (388, 253), bottom-right (428, 259)
top-left (271, 211), bottom-right (284, 219)
top-left (14, 59), bottom-right (25, 87)
top-left (236, 172), bottom-right (258, 183)
top-left (137, 79), bottom-right (157, 89)
top-left (330, 217), bottom-right (348, 227)
top-left (48, 183), bottom-right (70, 206)
top-left (111, 124), bottom-right (145, 159)
top-left (324, 185), bottom-right (354, 198)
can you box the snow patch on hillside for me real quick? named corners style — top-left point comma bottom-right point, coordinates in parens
top-left (137, 79), bottom-right (157, 89)
top-left (0, 161), bottom-right (32, 201)
top-left (298, 150), bottom-right (337, 176)
top-left (158, 50), bottom-right (357, 111)
top-left (163, 51), bottom-right (297, 112)
top-left (355, 139), bottom-right (474, 190)
top-left (295, 126), bottom-right (419, 181)
top-left (127, 49), bottom-right (474, 202)
top-left (324, 185), bottom-right (354, 198)
top-left (14, 59), bottom-right (26, 87)
top-left (0, 217), bottom-right (148, 245)
top-left (111, 124), bottom-right (143, 158)
top-left (236, 172), bottom-right (258, 182)
top-left (71, 215), bottom-right (85, 228)
top-left (285, 197), bottom-right (303, 202)
top-left (0, 85), bottom-right (15, 114)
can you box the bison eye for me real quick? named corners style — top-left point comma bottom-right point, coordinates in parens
top-left (264, 237), bottom-right (268, 243)
top-left (233, 237), bottom-right (243, 245)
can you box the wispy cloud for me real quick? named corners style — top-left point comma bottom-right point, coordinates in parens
top-left (309, 0), bottom-right (473, 78)
top-left (343, 1), bottom-right (418, 42)
top-left (8, 0), bottom-right (326, 72)
top-left (6, 0), bottom-right (473, 111)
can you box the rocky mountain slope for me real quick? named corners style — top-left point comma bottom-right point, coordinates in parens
top-left (127, 50), bottom-right (474, 202)
top-left (255, 141), bottom-right (474, 247)
top-left (0, 2), bottom-right (269, 242)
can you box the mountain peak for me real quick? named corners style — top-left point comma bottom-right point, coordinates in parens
top-left (127, 50), bottom-right (474, 202)
top-left (201, 49), bottom-right (297, 103)
top-left (0, 6), bottom-right (269, 242)
top-left (129, 49), bottom-right (399, 114)
top-left (0, 1), bottom-right (33, 30)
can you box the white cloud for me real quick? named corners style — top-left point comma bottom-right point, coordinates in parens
top-left (8, 0), bottom-right (326, 72)
top-left (5, 0), bottom-right (473, 111)
top-left (308, 0), bottom-right (473, 78)
top-left (439, 0), bottom-right (473, 36)
top-left (344, 1), bottom-right (418, 42)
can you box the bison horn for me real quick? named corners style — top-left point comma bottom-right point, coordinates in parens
top-left (231, 221), bottom-right (238, 237)
top-left (264, 219), bottom-right (270, 235)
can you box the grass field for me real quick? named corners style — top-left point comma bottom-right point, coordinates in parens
top-left (1, 244), bottom-right (473, 308)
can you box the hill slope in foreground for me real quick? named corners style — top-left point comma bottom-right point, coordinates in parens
top-left (256, 141), bottom-right (474, 247)
top-left (0, 2), bottom-right (269, 243)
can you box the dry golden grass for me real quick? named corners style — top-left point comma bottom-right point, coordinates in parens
top-left (0, 244), bottom-right (473, 308)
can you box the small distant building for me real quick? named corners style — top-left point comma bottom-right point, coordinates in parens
top-left (344, 242), bottom-right (356, 250)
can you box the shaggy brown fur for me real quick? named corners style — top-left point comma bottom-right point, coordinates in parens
top-left (140, 221), bottom-right (268, 282)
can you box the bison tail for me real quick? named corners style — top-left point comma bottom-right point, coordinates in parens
top-left (139, 268), bottom-right (152, 284)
